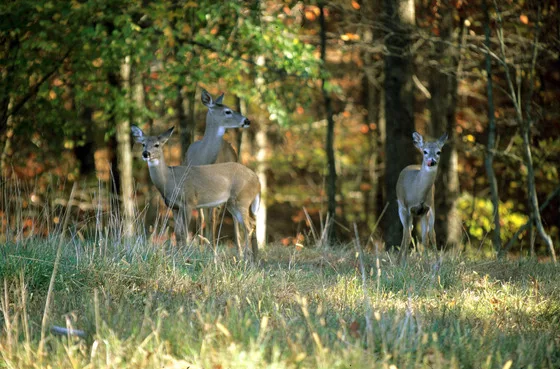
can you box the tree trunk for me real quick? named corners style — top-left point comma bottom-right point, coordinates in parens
top-left (115, 56), bottom-right (135, 239)
top-left (319, 2), bottom-right (338, 245)
top-left (235, 96), bottom-right (247, 158)
top-left (178, 86), bottom-right (197, 159)
top-left (361, 0), bottom-right (384, 230)
top-left (482, 0), bottom-right (503, 257)
top-left (428, 5), bottom-right (462, 250)
top-left (0, 97), bottom-right (14, 178)
top-left (382, 0), bottom-right (416, 249)
top-left (255, 122), bottom-right (268, 247)
top-left (74, 107), bottom-right (97, 178)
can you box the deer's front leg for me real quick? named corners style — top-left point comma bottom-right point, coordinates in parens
top-left (420, 209), bottom-right (429, 248)
top-left (420, 208), bottom-right (437, 251)
top-left (427, 208), bottom-right (436, 249)
top-left (173, 207), bottom-right (190, 248)
top-left (398, 202), bottom-right (412, 262)
top-left (201, 207), bottom-right (217, 248)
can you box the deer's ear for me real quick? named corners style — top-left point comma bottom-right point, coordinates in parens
top-left (201, 89), bottom-right (214, 107)
top-left (412, 132), bottom-right (424, 149)
top-left (215, 93), bottom-right (225, 105)
top-left (438, 132), bottom-right (449, 146)
top-left (131, 125), bottom-right (145, 144)
top-left (159, 126), bottom-right (175, 144)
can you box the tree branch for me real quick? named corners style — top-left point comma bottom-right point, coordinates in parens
top-left (7, 48), bottom-right (73, 120)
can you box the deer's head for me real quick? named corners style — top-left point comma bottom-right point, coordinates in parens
top-left (131, 125), bottom-right (174, 166)
top-left (201, 89), bottom-right (250, 130)
top-left (412, 132), bottom-right (448, 170)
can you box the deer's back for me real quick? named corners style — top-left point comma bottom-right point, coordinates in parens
top-left (215, 142), bottom-right (238, 163)
top-left (171, 163), bottom-right (258, 204)
top-left (185, 140), bottom-right (238, 166)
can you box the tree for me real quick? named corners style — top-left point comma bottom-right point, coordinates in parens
top-left (115, 56), bottom-right (135, 239)
top-left (493, 2), bottom-right (556, 262)
top-left (482, 0), bottom-right (503, 257)
top-left (319, 2), bottom-right (338, 245)
top-left (382, 0), bottom-right (417, 250)
top-left (427, 2), bottom-right (463, 250)
top-left (360, 0), bottom-right (385, 231)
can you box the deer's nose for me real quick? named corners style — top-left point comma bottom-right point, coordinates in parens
top-left (427, 159), bottom-right (437, 167)
top-left (142, 151), bottom-right (150, 159)
top-left (242, 118), bottom-right (250, 127)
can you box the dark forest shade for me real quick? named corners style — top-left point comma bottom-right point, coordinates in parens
top-left (382, 0), bottom-right (417, 249)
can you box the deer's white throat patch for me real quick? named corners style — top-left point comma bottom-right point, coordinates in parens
top-left (147, 159), bottom-right (160, 167)
top-left (216, 126), bottom-right (226, 137)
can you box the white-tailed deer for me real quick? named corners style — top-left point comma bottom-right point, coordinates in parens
top-left (131, 125), bottom-right (260, 261)
top-left (184, 89), bottom-right (249, 248)
top-left (396, 131), bottom-right (448, 261)
top-left (184, 89), bottom-right (249, 166)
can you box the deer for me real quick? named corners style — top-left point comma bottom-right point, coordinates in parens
top-left (131, 125), bottom-right (260, 262)
top-left (184, 88), bottom-right (249, 166)
top-left (396, 131), bottom-right (448, 262)
top-left (184, 89), bottom-right (250, 248)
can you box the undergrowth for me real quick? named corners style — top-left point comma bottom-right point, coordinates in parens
top-left (0, 178), bottom-right (559, 368)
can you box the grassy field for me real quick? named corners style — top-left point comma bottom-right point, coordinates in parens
top-left (0, 233), bottom-right (559, 369)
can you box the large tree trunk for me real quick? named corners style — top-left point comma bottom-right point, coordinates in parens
top-left (319, 2), bottom-right (338, 245)
top-left (428, 5), bottom-right (462, 250)
top-left (115, 56), bottom-right (135, 239)
top-left (382, 0), bottom-right (416, 250)
top-left (482, 0), bottom-right (503, 257)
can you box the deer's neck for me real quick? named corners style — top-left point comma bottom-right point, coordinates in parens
top-left (416, 162), bottom-right (439, 196)
top-left (147, 158), bottom-right (172, 197)
top-left (198, 122), bottom-right (226, 163)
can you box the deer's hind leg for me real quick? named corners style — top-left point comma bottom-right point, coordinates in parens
top-left (227, 205), bottom-right (257, 263)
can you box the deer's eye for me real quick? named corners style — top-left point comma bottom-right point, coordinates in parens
top-left (154, 143), bottom-right (160, 148)
top-left (423, 150), bottom-right (428, 155)
top-left (437, 151), bottom-right (441, 156)
top-left (225, 109), bottom-right (232, 116)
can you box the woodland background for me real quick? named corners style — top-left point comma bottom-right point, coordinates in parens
top-left (1, 0), bottom-right (559, 260)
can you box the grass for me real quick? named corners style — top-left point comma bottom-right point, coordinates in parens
top-left (1, 179), bottom-right (559, 368)
top-left (0, 238), bottom-right (559, 369)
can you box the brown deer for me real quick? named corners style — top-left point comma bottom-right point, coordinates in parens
top-left (396, 131), bottom-right (448, 262)
top-left (132, 125), bottom-right (260, 261)
top-left (184, 89), bottom-right (250, 247)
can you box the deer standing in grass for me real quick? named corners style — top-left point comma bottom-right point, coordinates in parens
top-left (131, 125), bottom-right (260, 261)
top-left (396, 132), bottom-right (448, 262)
top-left (184, 89), bottom-right (250, 248)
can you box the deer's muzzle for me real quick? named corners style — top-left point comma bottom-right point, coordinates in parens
top-left (142, 151), bottom-right (150, 160)
top-left (242, 118), bottom-right (250, 128)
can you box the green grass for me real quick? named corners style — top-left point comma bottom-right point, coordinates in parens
top-left (0, 236), bottom-right (559, 369)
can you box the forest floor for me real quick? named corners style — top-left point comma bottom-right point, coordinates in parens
top-left (0, 236), bottom-right (559, 369)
